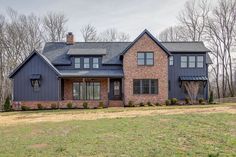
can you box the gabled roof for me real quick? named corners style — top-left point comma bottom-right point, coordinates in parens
top-left (67, 48), bottom-right (107, 55)
top-left (161, 42), bottom-right (211, 52)
top-left (121, 29), bottom-right (171, 56)
top-left (9, 50), bottom-right (60, 78)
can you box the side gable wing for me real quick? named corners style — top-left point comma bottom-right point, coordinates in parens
top-left (9, 50), bottom-right (60, 78)
top-left (121, 29), bottom-right (171, 56)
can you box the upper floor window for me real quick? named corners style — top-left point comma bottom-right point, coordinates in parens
top-left (84, 58), bottom-right (90, 68)
top-left (133, 79), bottom-right (158, 94)
top-left (169, 56), bottom-right (174, 66)
top-left (93, 58), bottom-right (99, 69)
top-left (189, 56), bottom-right (196, 68)
top-left (137, 52), bottom-right (154, 66)
top-left (197, 56), bottom-right (204, 68)
top-left (75, 58), bottom-right (80, 68)
top-left (181, 56), bottom-right (187, 68)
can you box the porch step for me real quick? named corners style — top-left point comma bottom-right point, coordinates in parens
top-left (109, 100), bottom-right (124, 107)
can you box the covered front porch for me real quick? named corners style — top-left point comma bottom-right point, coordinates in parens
top-left (58, 77), bottom-right (124, 108)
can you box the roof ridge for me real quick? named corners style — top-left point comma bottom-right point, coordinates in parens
top-left (161, 41), bottom-right (203, 43)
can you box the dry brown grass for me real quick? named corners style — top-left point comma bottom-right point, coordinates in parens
top-left (0, 105), bottom-right (235, 126)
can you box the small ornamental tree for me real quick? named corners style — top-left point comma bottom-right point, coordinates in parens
top-left (209, 91), bottom-right (214, 104)
top-left (4, 96), bottom-right (11, 111)
top-left (183, 81), bottom-right (200, 104)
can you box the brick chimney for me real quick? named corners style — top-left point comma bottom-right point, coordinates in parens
top-left (66, 32), bottom-right (74, 45)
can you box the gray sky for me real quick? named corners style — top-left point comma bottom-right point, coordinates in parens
top-left (0, 0), bottom-right (216, 41)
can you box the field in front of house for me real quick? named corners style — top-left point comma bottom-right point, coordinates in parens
top-left (0, 104), bottom-right (236, 157)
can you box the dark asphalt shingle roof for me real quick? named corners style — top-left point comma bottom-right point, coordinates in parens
top-left (42, 41), bottom-right (210, 65)
top-left (59, 69), bottom-right (123, 77)
top-left (67, 48), bottom-right (107, 55)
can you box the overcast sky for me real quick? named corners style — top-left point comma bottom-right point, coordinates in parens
top-left (0, 0), bottom-right (217, 41)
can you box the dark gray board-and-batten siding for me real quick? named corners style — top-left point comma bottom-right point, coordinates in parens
top-left (12, 54), bottom-right (59, 101)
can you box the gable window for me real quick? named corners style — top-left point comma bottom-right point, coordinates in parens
top-left (189, 56), bottom-right (196, 68)
top-left (137, 52), bottom-right (154, 65)
top-left (133, 79), bottom-right (158, 94)
top-left (93, 58), bottom-right (99, 68)
top-left (75, 58), bottom-right (80, 68)
top-left (169, 56), bottom-right (174, 66)
top-left (73, 82), bottom-right (100, 100)
top-left (30, 74), bottom-right (41, 92)
top-left (197, 56), bottom-right (204, 68)
top-left (181, 56), bottom-right (187, 68)
top-left (84, 58), bottom-right (90, 68)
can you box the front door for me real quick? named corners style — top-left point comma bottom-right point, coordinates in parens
top-left (110, 79), bottom-right (122, 100)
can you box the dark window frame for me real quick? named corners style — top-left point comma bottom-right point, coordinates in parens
top-left (188, 56), bottom-right (196, 68)
top-left (92, 58), bottom-right (99, 69)
top-left (197, 55), bottom-right (204, 68)
top-left (73, 81), bottom-right (101, 100)
top-left (84, 58), bottom-right (90, 69)
top-left (137, 52), bottom-right (154, 66)
top-left (133, 79), bottom-right (158, 95)
top-left (75, 57), bottom-right (81, 69)
top-left (169, 56), bottom-right (174, 66)
top-left (180, 56), bottom-right (188, 68)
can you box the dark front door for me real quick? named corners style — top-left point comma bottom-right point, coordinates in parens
top-left (110, 79), bottom-right (122, 100)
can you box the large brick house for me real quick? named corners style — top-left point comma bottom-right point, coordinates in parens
top-left (9, 30), bottom-right (212, 109)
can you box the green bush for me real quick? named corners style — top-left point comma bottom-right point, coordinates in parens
top-left (209, 91), bottom-right (214, 104)
top-left (127, 101), bottom-right (134, 107)
top-left (198, 98), bottom-right (204, 104)
top-left (67, 102), bottom-right (73, 109)
top-left (170, 98), bottom-right (178, 105)
top-left (21, 105), bottom-right (30, 111)
top-left (155, 102), bottom-right (161, 106)
top-left (37, 104), bottom-right (43, 110)
top-left (83, 102), bottom-right (88, 109)
top-left (147, 101), bottom-right (153, 106)
top-left (98, 102), bottom-right (104, 109)
top-left (165, 99), bottom-right (171, 106)
top-left (184, 97), bottom-right (190, 105)
top-left (51, 103), bottom-right (58, 109)
top-left (3, 96), bottom-right (11, 111)
top-left (139, 102), bottom-right (145, 107)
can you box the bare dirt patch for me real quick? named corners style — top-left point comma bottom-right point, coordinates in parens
top-left (0, 106), bottom-right (235, 126)
top-left (28, 143), bottom-right (48, 149)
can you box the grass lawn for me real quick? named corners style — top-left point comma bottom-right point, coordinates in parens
top-left (0, 104), bottom-right (235, 156)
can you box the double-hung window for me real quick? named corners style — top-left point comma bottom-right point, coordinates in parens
top-left (84, 58), bottom-right (90, 68)
top-left (133, 79), bottom-right (158, 94)
top-left (137, 52), bottom-right (154, 65)
top-left (93, 58), bottom-right (99, 68)
top-left (180, 56), bottom-right (187, 68)
top-left (189, 56), bottom-right (196, 68)
top-left (75, 58), bottom-right (80, 68)
top-left (197, 56), bottom-right (204, 68)
top-left (169, 56), bottom-right (174, 66)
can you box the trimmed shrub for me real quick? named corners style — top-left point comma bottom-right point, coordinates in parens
top-left (198, 98), bottom-right (204, 104)
top-left (3, 96), bottom-right (11, 111)
top-left (83, 102), bottom-right (88, 109)
top-left (155, 102), bottom-right (161, 106)
top-left (98, 102), bottom-right (104, 109)
top-left (51, 103), bottom-right (58, 109)
top-left (170, 98), bottom-right (178, 105)
top-left (139, 102), bottom-right (145, 107)
top-left (165, 99), bottom-right (171, 106)
top-left (21, 105), bottom-right (30, 111)
top-left (184, 97), bottom-right (190, 105)
top-left (147, 101), bottom-right (153, 106)
top-left (67, 102), bottom-right (73, 109)
top-left (209, 91), bottom-right (214, 104)
top-left (127, 101), bottom-right (135, 107)
top-left (37, 104), bottom-right (43, 110)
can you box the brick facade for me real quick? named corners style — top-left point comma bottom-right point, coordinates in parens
top-left (123, 34), bottom-right (168, 105)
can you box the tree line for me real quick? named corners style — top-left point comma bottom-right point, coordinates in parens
top-left (158, 0), bottom-right (236, 99)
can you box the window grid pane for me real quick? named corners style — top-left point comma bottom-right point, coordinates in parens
top-left (73, 83), bottom-right (80, 100)
top-left (189, 56), bottom-right (196, 68)
top-left (197, 56), bottom-right (204, 68)
top-left (133, 79), bottom-right (158, 94)
top-left (146, 53), bottom-right (153, 65)
top-left (75, 58), bottom-right (80, 68)
top-left (93, 58), bottom-right (99, 68)
top-left (181, 56), bottom-right (187, 68)
top-left (137, 53), bottom-right (145, 65)
top-left (169, 56), bottom-right (174, 66)
top-left (84, 58), bottom-right (90, 68)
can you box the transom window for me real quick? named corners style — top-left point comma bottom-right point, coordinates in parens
top-left (93, 58), bottom-right (99, 68)
top-left (169, 56), bottom-right (174, 66)
top-left (75, 58), bottom-right (80, 68)
top-left (133, 79), bottom-right (158, 94)
top-left (189, 56), bottom-right (196, 68)
top-left (73, 82), bottom-right (100, 100)
top-left (180, 56), bottom-right (187, 68)
top-left (137, 52), bottom-right (154, 65)
top-left (84, 58), bottom-right (90, 68)
top-left (197, 56), bottom-right (204, 68)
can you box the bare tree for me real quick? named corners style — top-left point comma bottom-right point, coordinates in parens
top-left (178, 0), bottom-right (210, 41)
top-left (80, 24), bottom-right (98, 42)
top-left (99, 28), bottom-right (130, 42)
top-left (158, 26), bottom-right (189, 41)
top-left (183, 81), bottom-right (201, 103)
top-left (42, 12), bottom-right (68, 42)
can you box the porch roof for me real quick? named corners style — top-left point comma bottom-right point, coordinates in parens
top-left (179, 76), bottom-right (208, 81)
top-left (59, 69), bottom-right (123, 77)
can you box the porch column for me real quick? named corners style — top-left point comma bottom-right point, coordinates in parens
top-left (58, 77), bottom-right (61, 101)
top-left (107, 77), bottom-right (110, 94)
